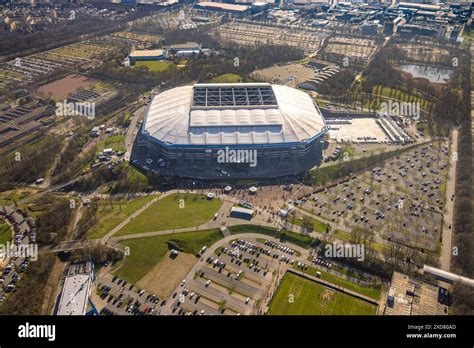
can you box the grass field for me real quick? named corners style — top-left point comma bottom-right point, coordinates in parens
top-left (87, 195), bottom-right (156, 239)
top-left (209, 73), bottom-right (243, 83)
top-left (135, 60), bottom-right (172, 73)
top-left (291, 214), bottom-right (328, 233)
top-left (115, 193), bottom-right (222, 236)
top-left (267, 273), bottom-right (377, 315)
top-left (0, 222), bottom-right (11, 245)
top-left (97, 135), bottom-right (126, 153)
top-left (116, 229), bottom-right (222, 283)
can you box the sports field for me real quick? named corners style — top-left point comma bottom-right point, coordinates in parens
top-left (115, 193), bottom-right (222, 236)
top-left (267, 273), bottom-right (377, 315)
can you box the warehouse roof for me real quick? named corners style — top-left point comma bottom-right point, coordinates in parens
top-left (129, 49), bottom-right (164, 58)
top-left (196, 2), bottom-right (251, 11)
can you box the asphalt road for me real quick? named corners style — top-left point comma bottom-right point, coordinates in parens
top-left (439, 128), bottom-right (458, 271)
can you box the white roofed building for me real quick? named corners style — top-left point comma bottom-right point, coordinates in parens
top-left (136, 83), bottom-right (327, 179)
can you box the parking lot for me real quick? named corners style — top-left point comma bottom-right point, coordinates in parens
top-left (0, 206), bottom-right (35, 302)
top-left (95, 273), bottom-right (166, 316)
top-left (160, 235), bottom-right (324, 316)
top-left (294, 141), bottom-right (449, 255)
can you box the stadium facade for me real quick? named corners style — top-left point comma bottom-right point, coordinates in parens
top-left (136, 83), bottom-right (327, 179)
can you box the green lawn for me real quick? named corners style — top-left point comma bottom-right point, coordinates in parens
top-left (116, 229), bottom-right (222, 283)
top-left (0, 190), bottom-right (34, 206)
top-left (87, 195), bottom-right (156, 239)
top-left (115, 193), bottom-right (222, 236)
top-left (291, 215), bottom-right (328, 233)
top-left (209, 73), bottom-right (243, 83)
top-left (125, 163), bottom-right (147, 182)
top-left (267, 273), bottom-right (377, 315)
top-left (0, 222), bottom-right (11, 245)
top-left (97, 135), bottom-right (125, 153)
top-left (299, 265), bottom-right (382, 300)
top-left (135, 60), bottom-right (172, 73)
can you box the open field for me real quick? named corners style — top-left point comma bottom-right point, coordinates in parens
top-left (209, 73), bottom-right (242, 83)
top-left (290, 214), bottom-right (329, 233)
top-left (136, 250), bottom-right (197, 298)
top-left (87, 195), bottom-right (156, 240)
top-left (115, 193), bottom-right (222, 236)
top-left (135, 60), bottom-right (172, 73)
top-left (116, 229), bottom-right (222, 284)
top-left (0, 189), bottom-right (36, 206)
top-left (267, 272), bottom-right (377, 315)
top-left (96, 135), bottom-right (126, 153)
top-left (36, 74), bottom-right (98, 100)
top-left (252, 63), bottom-right (315, 87)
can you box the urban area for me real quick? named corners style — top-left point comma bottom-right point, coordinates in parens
top-left (0, 0), bottom-right (473, 319)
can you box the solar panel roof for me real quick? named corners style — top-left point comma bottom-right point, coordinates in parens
top-left (192, 85), bottom-right (277, 108)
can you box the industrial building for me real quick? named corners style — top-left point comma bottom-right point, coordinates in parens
top-left (162, 42), bottom-right (201, 59)
top-left (384, 272), bottom-right (447, 315)
top-left (128, 49), bottom-right (164, 63)
top-left (56, 262), bottom-right (94, 316)
top-left (194, 1), bottom-right (252, 14)
top-left (230, 206), bottom-right (255, 220)
top-left (136, 83), bottom-right (327, 179)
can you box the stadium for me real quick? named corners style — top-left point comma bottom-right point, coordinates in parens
top-left (136, 83), bottom-right (327, 179)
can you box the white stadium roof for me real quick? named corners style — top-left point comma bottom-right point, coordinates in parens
top-left (143, 83), bottom-right (326, 146)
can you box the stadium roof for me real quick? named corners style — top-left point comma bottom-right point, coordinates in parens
top-left (143, 83), bottom-right (326, 146)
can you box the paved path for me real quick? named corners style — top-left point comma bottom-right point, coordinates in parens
top-left (101, 194), bottom-right (162, 243)
top-left (439, 128), bottom-right (458, 271)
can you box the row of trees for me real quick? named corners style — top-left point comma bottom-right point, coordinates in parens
top-left (450, 48), bottom-right (474, 288)
top-left (35, 195), bottom-right (74, 245)
top-left (0, 135), bottom-right (61, 191)
top-left (0, 5), bottom-right (156, 61)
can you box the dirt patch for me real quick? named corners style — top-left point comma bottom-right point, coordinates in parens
top-left (321, 288), bottom-right (335, 303)
top-left (252, 63), bottom-right (315, 88)
top-left (136, 251), bottom-right (197, 298)
top-left (36, 74), bottom-right (98, 100)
